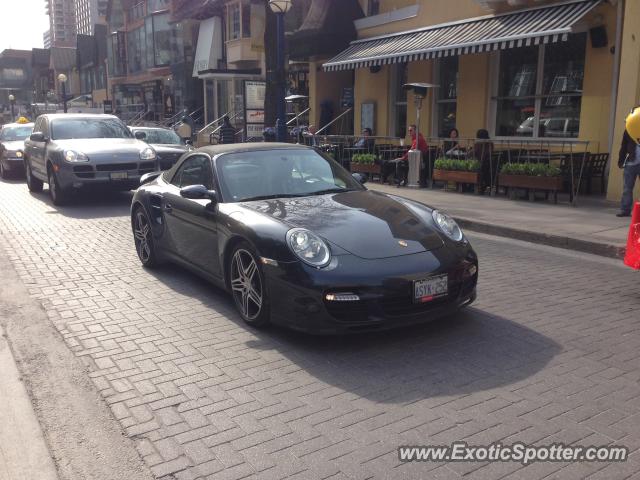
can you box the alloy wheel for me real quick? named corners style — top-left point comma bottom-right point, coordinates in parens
top-left (133, 210), bottom-right (153, 265)
top-left (230, 249), bottom-right (263, 321)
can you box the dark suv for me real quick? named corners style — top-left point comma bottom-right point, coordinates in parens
top-left (23, 114), bottom-right (157, 205)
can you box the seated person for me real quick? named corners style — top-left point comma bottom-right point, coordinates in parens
top-left (354, 128), bottom-right (375, 153)
top-left (443, 128), bottom-right (463, 158)
top-left (382, 125), bottom-right (428, 187)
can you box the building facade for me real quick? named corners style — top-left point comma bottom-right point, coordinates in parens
top-left (45, 0), bottom-right (77, 48)
top-left (75, 0), bottom-right (109, 35)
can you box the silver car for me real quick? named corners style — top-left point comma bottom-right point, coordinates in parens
top-left (23, 114), bottom-right (157, 205)
top-left (0, 122), bottom-right (34, 179)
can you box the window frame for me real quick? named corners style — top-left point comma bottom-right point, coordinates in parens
top-left (432, 56), bottom-right (459, 138)
top-left (489, 36), bottom-right (586, 141)
top-left (170, 154), bottom-right (215, 190)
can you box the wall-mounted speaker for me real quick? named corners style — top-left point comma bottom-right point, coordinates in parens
top-left (590, 25), bottom-right (608, 48)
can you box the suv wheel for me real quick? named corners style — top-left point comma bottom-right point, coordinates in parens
top-left (48, 167), bottom-right (69, 205)
top-left (25, 159), bottom-right (43, 192)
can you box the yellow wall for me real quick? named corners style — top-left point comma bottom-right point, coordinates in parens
top-left (354, 65), bottom-right (391, 137)
top-left (309, 58), bottom-right (354, 131)
top-left (607, 0), bottom-right (640, 202)
top-left (456, 53), bottom-right (490, 139)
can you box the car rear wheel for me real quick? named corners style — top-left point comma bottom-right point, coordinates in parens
top-left (229, 243), bottom-right (270, 327)
top-left (25, 159), bottom-right (43, 192)
top-left (132, 207), bottom-right (158, 267)
top-left (0, 160), bottom-right (7, 179)
top-left (48, 167), bottom-right (69, 206)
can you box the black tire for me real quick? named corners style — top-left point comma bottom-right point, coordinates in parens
top-left (48, 166), bottom-right (69, 206)
top-left (25, 159), bottom-right (43, 192)
top-left (229, 242), bottom-right (270, 327)
top-left (132, 206), bottom-right (158, 268)
top-left (0, 160), bottom-right (8, 179)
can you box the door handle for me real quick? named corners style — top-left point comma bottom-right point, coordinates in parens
top-left (164, 203), bottom-right (173, 213)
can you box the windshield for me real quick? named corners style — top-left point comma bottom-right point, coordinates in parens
top-left (137, 129), bottom-right (182, 145)
top-left (1, 126), bottom-right (33, 141)
top-left (216, 149), bottom-right (364, 202)
top-left (51, 118), bottom-right (133, 140)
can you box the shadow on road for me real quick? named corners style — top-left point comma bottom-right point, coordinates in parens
top-left (27, 188), bottom-right (133, 219)
top-left (146, 262), bottom-right (561, 405)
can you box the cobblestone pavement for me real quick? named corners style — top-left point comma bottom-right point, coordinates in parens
top-left (1, 177), bottom-right (640, 480)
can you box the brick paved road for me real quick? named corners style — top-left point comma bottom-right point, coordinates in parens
top-left (1, 178), bottom-right (640, 480)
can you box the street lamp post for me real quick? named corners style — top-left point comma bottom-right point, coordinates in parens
top-left (8, 94), bottom-right (15, 122)
top-left (58, 73), bottom-right (68, 113)
top-left (269, 0), bottom-right (292, 143)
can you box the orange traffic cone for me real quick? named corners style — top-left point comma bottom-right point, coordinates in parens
top-left (624, 201), bottom-right (640, 270)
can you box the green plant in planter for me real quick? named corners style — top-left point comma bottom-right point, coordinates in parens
top-left (500, 163), bottom-right (561, 177)
top-left (352, 153), bottom-right (376, 164)
top-left (434, 157), bottom-right (479, 172)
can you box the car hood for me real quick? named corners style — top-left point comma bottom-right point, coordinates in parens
top-left (1, 140), bottom-right (26, 152)
top-left (242, 190), bottom-right (444, 259)
top-left (53, 138), bottom-right (150, 155)
top-left (150, 143), bottom-right (189, 153)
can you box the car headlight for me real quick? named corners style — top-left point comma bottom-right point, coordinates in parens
top-left (64, 149), bottom-right (89, 162)
top-left (140, 147), bottom-right (156, 160)
top-left (286, 228), bottom-right (331, 267)
top-left (432, 210), bottom-right (464, 242)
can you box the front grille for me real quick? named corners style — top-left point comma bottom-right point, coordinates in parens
top-left (138, 161), bottom-right (156, 175)
top-left (96, 163), bottom-right (137, 172)
top-left (324, 301), bottom-right (370, 324)
top-left (73, 165), bottom-right (95, 178)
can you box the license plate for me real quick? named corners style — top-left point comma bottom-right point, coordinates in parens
top-left (110, 172), bottom-right (128, 180)
top-left (413, 274), bottom-right (448, 303)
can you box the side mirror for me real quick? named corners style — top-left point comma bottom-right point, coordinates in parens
top-left (134, 131), bottom-right (147, 140)
top-left (352, 172), bottom-right (367, 185)
top-left (30, 132), bottom-right (47, 142)
top-left (180, 184), bottom-right (217, 201)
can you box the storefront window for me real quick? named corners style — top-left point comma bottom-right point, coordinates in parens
top-left (392, 63), bottom-right (408, 138)
top-left (435, 56), bottom-right (458, 137)
top-left (494, 34), bottom-right (586, 138)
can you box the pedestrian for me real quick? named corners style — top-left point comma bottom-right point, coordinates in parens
top-left (474, 129), bottom-right (494, 194)
top-left (219, 116), bottom-right (236, 144)
top-left (354, 127), bottom-right (375, 153)
top-left (382, 124), bottom-right (428, 187)
top-left (617, 106), bottom-right (640, 217)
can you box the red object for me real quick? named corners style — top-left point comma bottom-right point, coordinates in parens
top-left (624, 201), bottom-right (640, 270)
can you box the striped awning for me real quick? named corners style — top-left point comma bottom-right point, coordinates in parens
top-left (323, 0), bottom-right (599, 71)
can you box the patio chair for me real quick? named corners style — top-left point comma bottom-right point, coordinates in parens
top-left (560, 152), bottom-right (591, 202)
top-left (586, 153), bottom-right (609, 194)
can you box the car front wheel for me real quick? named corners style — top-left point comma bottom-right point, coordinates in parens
top-left (132, 207), bottom-right (158, 267)
top-left (48, 167), bottom-right (69, 206)
top-left (229, 243), bottom-right (270, 327)
top-left (25, 159), bottom-right (43, 192)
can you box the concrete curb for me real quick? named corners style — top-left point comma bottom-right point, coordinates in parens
top-left (455, 217), bottom-right (626, 259)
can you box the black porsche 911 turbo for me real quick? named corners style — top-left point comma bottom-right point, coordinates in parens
top-left (131, 143), bottom-right (478, 334)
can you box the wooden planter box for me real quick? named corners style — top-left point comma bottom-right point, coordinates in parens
top-left (498, 174), bottom-right (563, 203)
top-left (433, 169), bottom-right (480, 193)
top-left (350, 163), bottom-right (381, 175)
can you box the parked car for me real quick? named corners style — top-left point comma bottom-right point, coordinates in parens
top-left (23, 114), bottom-right (157, 205)
top-left (129, 126), bottom-right (192, 170)
top-left (131, 143), bottom-right (478, 334)
top-left (516, 116), bottom-right (579, 137)
top-left (0, 122), bottom-right (34, 178)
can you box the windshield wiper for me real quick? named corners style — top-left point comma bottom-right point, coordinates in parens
top-left (308, 188), bottom-right (356, 196)
top-left (241, 193), bottom-right (304, 202)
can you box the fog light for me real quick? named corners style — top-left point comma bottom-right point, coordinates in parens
top-left (325, 292), bottom-right (360, 302)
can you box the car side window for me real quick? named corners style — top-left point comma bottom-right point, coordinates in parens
top-left (171, 155), bottom-right (213, 189)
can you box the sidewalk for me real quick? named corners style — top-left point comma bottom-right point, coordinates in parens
top-left (367, 183), bottom-right (629, 258)
top-left (0, 326), bottom-right (58, 480)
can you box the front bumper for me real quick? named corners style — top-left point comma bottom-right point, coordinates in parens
top-left (265, 247), bottom-right (478, 334)
top-left (1, 156), bottom-right (25, 172)
top-left (55, 160), bottom-right (157, 190)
